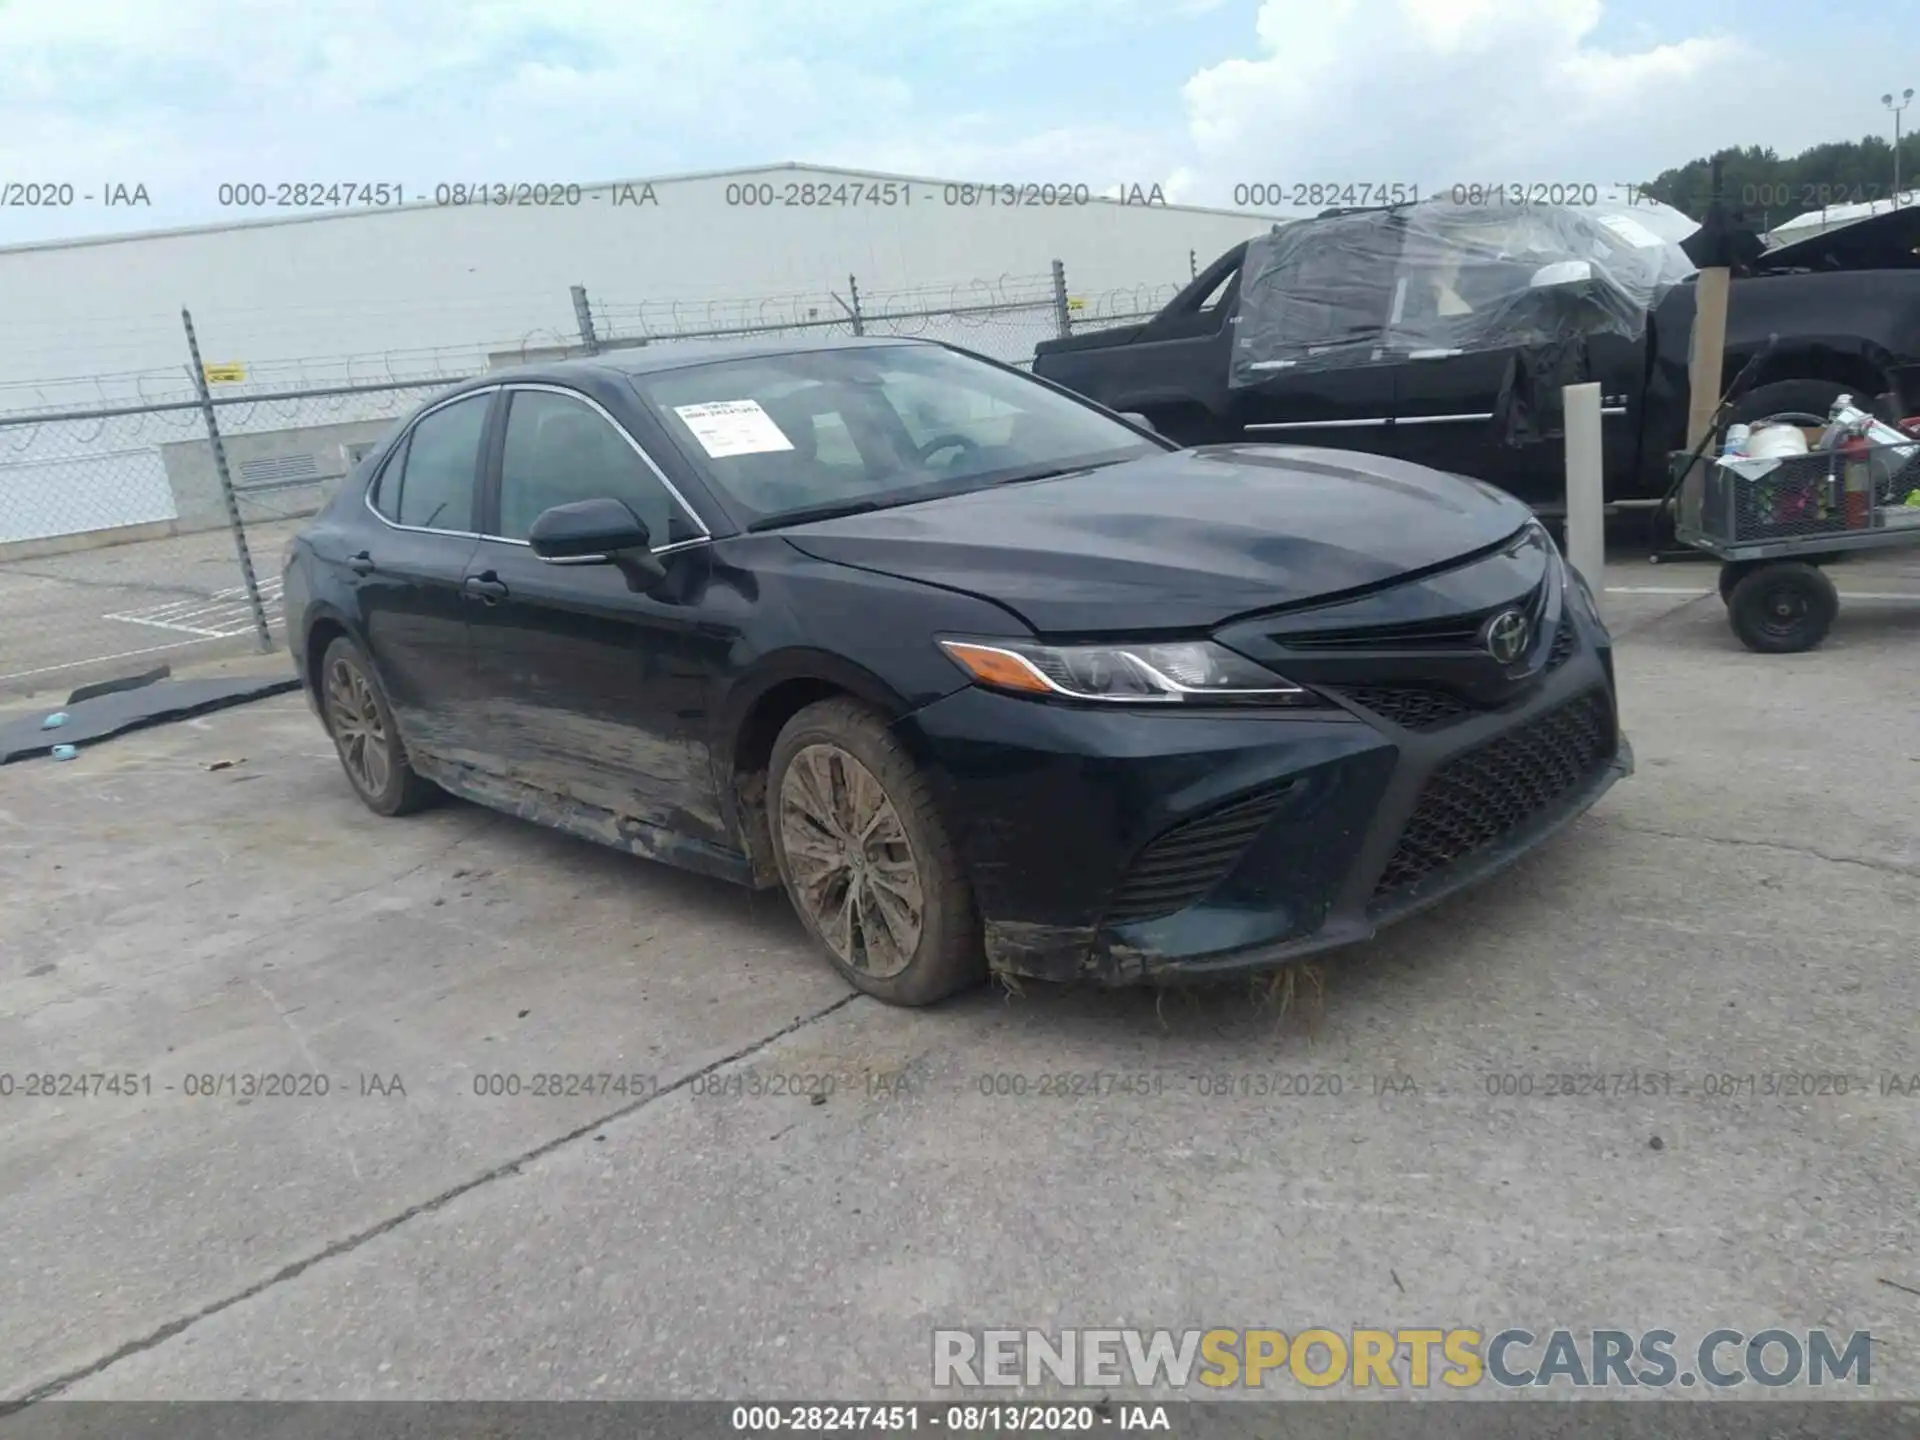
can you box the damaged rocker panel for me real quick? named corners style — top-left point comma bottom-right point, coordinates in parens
top-left (408, 752), bottom-right (754, 886)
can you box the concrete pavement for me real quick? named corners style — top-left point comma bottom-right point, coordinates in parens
top-left (0, 559), bottom-right (1914, 1405)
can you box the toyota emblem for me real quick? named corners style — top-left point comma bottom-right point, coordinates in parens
top-left (1481, 608), bottom-right (1532, 665)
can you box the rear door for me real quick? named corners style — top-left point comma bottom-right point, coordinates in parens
top-left (1226, 216), bottom-right (1402, 458)
top-left (353, 389), bottom-right (494, 760)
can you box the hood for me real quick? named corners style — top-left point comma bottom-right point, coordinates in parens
top-left (779, 446), bottom-right (1533, 633)
top-left (1760, 206), bottom-right (1920, 273)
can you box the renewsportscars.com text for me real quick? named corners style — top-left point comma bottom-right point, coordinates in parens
top-left (932, 1327), bottom-right (1873, 1391)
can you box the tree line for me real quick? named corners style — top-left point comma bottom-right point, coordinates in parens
top-left (1640, 135), bottom-right (1920, 227)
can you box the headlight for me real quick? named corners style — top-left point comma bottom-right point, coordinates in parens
top-left (938, 637), bottom-right (1325, 706)
top-left (1509, 516), bottom-right (1554, 555)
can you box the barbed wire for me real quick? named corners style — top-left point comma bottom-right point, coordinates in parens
top-left (0, 264), bottom-right (1189, 422)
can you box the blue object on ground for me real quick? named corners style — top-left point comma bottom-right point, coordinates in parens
top-left (51, 744), bottom-right (78, 761)
top-left (41, 712), bottom-right (69, 730)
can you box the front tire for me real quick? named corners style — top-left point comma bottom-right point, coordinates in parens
top-left (319, 635), bottom-right (438, 815)
top-left (769, 698), bottom-right (985, 1006)
top-left (1727, 378), bottom-right (1850, 432)
top-left (1726, 562), bottom-right (1837, 653)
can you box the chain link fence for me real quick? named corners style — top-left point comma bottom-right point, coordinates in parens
top-left (0, 367), bottom-right (467, 696)
top-left (0, 257), bottom-right (1188, 698)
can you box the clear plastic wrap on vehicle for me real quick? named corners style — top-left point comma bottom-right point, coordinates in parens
top-left (1229, 200), bottom-right (1697, 388)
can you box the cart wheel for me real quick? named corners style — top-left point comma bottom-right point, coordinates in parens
top-left (1726, 562), bottom-right (1838, 654)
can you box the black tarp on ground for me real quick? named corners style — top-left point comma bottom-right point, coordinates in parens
top-left (0, 672), bottom-right (301, 764)
top-left (66, 662), bottom-right (171, 706)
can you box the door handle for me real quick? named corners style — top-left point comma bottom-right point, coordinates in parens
top-left (348, 551), bottom-right (375, 576)
top-left (462, 572), bottom-right (510, 604)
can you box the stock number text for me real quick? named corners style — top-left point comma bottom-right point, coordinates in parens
top-left (217, 182), bottom-right (407, 208)
top-left (1235, 181), bottom-right (1418, 208)
top-left (1743, 183), bottom-right (1887, 209)
top-left (725, 180), bottom-right (913, 207)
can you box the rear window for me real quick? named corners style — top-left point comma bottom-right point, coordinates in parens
top-left (396, 395), bottom-right (488, 531)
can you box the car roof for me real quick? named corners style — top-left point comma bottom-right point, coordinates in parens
top-left (481, 334), bottom-right (935, 388)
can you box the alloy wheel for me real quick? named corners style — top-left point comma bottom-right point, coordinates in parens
top-left (325, 655), bottom-right (393, 797)
top-left (778, 742), bottom-right (925, 977)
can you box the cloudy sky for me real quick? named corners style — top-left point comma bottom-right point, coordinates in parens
top-left (1, 0), bottom-right (1916, 247)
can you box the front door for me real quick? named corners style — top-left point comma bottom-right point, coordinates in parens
top-left (352, 390), bottom-right (493, 762)
top-left (1392, 338), bottom-right (1646, 507)
top-left (1225, 212), bottom-right (1402, 459)
top-left (461, 385), bottom-right (736, 852)
top-left (1384, 212), bottom-right (1655, 505)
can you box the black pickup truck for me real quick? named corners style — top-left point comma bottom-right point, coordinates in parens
top-left (1033, 201), bottom-right (1920, 509)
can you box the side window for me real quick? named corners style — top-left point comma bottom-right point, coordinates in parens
top-left (369, 435), bottom-right (411, 522)
top-left (390, 394), bottom-right (488, 531)
top-left (1196, 265), bottom-right (1239, 313)
top-left (1142, 259), bottom-right (1240, 341)
top-left (1268, 245), bottom-right (1394, 350)
top-left (497, 389), bottom-right (697, 547)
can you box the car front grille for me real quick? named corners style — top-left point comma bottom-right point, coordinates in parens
top-left (1272, 575), bottom-right (1549, 653)
top-left (1274, 615), bottom-right (1486, 651)
top-left (1105, 779), bottom-right (1302, 926)
top-left (1334, 686), bottom-right (1472, 732)
top-left (1370, 687), bottom-right (1614, 904)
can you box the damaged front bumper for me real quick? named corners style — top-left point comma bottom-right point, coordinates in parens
top-left (982, 738), bottom-right (1631, 985)
top-left (894, 645), bottom-right (1632, 988)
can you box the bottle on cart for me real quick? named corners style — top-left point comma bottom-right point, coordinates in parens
top-left (1722, 423), bottom-right (1751, 458)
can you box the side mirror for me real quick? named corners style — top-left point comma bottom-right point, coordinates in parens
top-left (1529, 259), bottom-right (1595, 289)
top-left (527, 497), bottom-right (666, 591)
top-left (1119, 411), bottom-right (1160, 435)
top-left (528, 497), bottom-right (649, 558)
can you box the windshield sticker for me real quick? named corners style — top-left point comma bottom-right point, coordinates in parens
top-left (672, 400), bottom-right (795, 458)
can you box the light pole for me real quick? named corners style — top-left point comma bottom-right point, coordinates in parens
top-left (1885, 89), bottom-right (1914, 207)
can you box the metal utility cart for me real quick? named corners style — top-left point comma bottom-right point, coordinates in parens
top-left (1670, 415), bottom-right (1920, 652)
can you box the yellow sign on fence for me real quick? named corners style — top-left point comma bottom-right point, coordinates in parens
top-left (202, 363), bottom-right (247, 384)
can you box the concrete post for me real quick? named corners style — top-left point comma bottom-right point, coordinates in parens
top-left (1562, 381), bottom-right (1605, 617)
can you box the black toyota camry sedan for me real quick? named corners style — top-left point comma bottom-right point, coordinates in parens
top-left (284, 336), bottom-right (1631, 1006)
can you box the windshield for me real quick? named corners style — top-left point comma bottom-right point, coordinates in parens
top-left (632, 344), bottom-right (1161, 527)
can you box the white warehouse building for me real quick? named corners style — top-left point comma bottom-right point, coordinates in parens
top-left (0, 162), bottom-right (1281, 406)
top-left (0, 163), bottom-right (1282, 548)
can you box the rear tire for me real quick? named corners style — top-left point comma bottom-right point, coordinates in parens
top-left (769, 698), bottom-right (985, 1006)
top-left (1726, 562), bottom-right (1837, 653)
top-left (319, 635), bottom-right (439, 815)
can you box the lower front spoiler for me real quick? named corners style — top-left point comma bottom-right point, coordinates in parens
top-left (983, 736), bottom-right (1635, 987)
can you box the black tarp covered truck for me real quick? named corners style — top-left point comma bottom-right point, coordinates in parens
top-left (1031, 201), bottom-right (1920, 510)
